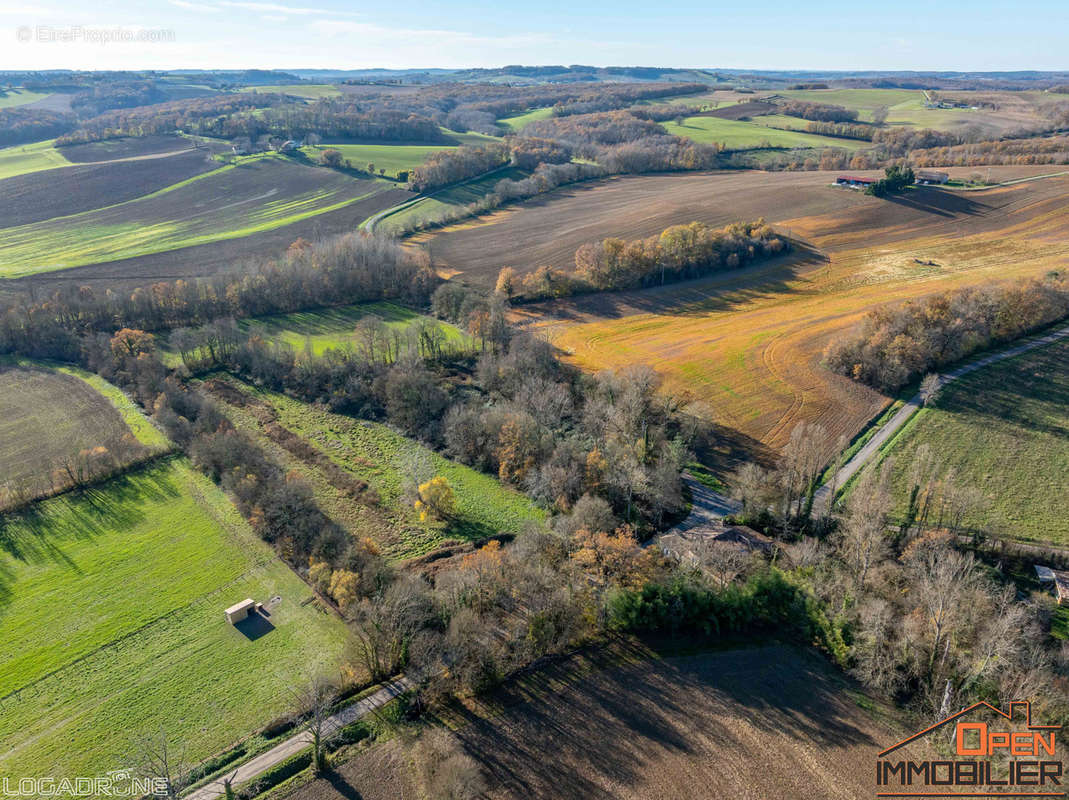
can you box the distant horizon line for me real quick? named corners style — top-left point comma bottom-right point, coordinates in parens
top-left (2, 66), bottom-right (1069, 76)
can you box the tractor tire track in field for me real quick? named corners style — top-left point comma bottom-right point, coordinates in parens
top-left (812, 321), bottom-right (1069, 513)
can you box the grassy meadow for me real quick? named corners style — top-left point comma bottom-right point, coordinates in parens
top-left (239, 301), bottom-right (470, 356)
top-left (0, 459), bottom-right (350, 780)
top-left (377, 165), bottom-right (528, 234)
top-left (498, 107), bottom-right (554, 131)
top-left (663, 116), bottom-right (867, 150)
top-left (238, 83), bottom-right (344, 99)
top-left (209, 377), bottom-right (544, 560)
top-left (881, 337), bottom-right (1069, 545)
top-left (0, 139), bottom-right (70, 180)
top-left (0, 89), bottom-right (52, 108)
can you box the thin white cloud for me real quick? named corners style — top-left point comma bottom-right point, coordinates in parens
top-left (219, 1), bottom-right (359, 16)
top-left (169, 0), bottom-right (221, 12)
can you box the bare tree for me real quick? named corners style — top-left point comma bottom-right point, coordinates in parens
top-left (130, 726), bottom-right (189, 800)
top-left (290, 674), bottom-right (338, 775)
top-left (906, 544), bottom-right (981, 678)
top-left (836, 462), bottom-right (892, 589)
top-left (692, 539), bottom-right (750, 589)
top-left (349, 574), bottom-right (435, 682)
top-left (415, 728), bottom-right (486, 800)
top-left (919, 373), bottom-right (941, 406)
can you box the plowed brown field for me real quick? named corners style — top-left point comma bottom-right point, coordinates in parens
top-left (425, 167), bottom-right (1069, 459)
top-left (450, 644), bottom-right (901, 800)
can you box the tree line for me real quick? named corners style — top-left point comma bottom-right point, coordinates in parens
top-left (824, 272), bottom-right (1069, 390)
top-left (500, 219), bottom-right (788, 301)
top-left (779, 100), bottom-right (859, 123)
top-left (0, 234), bottom-right (435, 362)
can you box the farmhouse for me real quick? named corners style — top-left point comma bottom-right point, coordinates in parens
top-left (659, 524), bottom-right (779, 564)
top-left (224, 598), bottom-right (256, 624)
top-left (836, 175), bottom-right (875, 188)
top-left (916, 170), bottom-right (950, 184)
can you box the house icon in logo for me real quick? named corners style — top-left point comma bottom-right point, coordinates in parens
top-left (875, 700), bottom-right (1064, 796)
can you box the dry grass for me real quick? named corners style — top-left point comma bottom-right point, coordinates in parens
top-left (484, 169), bottom-right (1069, 459)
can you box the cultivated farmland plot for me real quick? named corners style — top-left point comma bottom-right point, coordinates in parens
top-left (0, 148), bottom-right (219, 226)
top-left (0, 156), bottom-right (398, 277)
top-left (422, 167), bottom-right (1069, 460)
top-left (0, 360), bottom-right (168, 508)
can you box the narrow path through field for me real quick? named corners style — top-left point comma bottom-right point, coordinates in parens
top-left (812, 322), bottom-right (1069, 513)
top-left (184, 676), bottom-right (412, 800)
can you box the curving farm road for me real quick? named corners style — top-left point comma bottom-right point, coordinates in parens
top-left (812, 322), bottom-right (1069, 514)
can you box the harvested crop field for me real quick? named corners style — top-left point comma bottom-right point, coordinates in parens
top-left (694, 100), bottom-right (776, 119)
top-left (0, 156), bottom-right (401, 278)
top-left (0, 149), bottom-right (219, 226)
top-left (0, 361), bottom-right (166, 507)
top-left (418, 166), bottom-right (1066, 282)
top-left (457, 168), bottom-right (1069, 461)
top-left (4, 185), bottom-right (410, 296)
top-left (57, 134), bottom-right (197, 163)
top-left (448, 643), bottom-right (900, 800)
top-left (282, 739), bottom-right (416, 800)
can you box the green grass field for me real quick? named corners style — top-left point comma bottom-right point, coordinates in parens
top-left (161, 301), bottom-right (471, 365)
top-left (0, 458), bottom-right (350, 780)
top-left (498, 107), bottom-right (554, 131)
top-left (378, 165), bottom-right (528, 234)
top-left (774, 88), bottom-right (991, 130)
top-left (210, 377), bottom-right (544, 559)
top-left (0, 139), bottom-right (71, 180)
top-left (240, 301), bottom-right (471, 357)
top-left (303, 143), bottom-right (453, 179)
top-left (0, 156), bottom-right (395, 277)
top-left (238, 83), bottom-right (343, 99)
top-left (882, 337), bottom-right (1069, 545)
top-left (0, 89), bottom-right (52, 109)
top-left (662, 116), bottom-right (866, 151)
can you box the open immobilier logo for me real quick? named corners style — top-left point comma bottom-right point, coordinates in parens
top-left (876, 700), bottom-right (1064, 797)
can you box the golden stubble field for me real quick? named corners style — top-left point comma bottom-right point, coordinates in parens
top-left (486, 168), bottom-right (1069, 461)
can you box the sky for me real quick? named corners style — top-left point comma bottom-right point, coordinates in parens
top-left (2, 0), bottom-right (1068, 72)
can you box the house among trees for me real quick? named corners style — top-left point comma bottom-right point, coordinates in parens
top-left (916, 169), bottom-right (950, 184)
top-left (280, 139), bottom-right (301, 152)
top-left (836, 175), bottom-right (876, 188)
top-left (659, 524), bottom-right (778, 564)
top-left (224, 598), bottom-right (256, 624)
